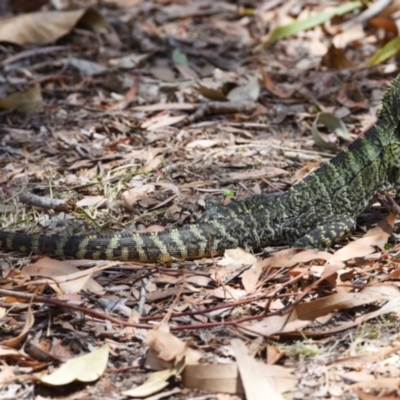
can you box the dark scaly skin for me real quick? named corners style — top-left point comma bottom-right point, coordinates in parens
top-left (2, 75), bottom-right (400, 263)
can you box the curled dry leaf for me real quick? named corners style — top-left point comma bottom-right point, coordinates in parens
top-left (122, 366), bottom-right (181, 398)
top-left (0, 8), bottom-right (110, 46)
top-left (122, 184), bottom-right (156, 212)
top-left (240, 285), bottom-right (400, 337)
top-left (145, 324), bottom-right (201, 370)
top-left (2, 307), bottom-right (34, 348)
top-left (262, 71), bottom-right (296, 99)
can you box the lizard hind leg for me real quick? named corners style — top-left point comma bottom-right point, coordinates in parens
top-left (292, 215), bottom-right (356, 250)
top-left (180, 195), bottom-right (227, 223)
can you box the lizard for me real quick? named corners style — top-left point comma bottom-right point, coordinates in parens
top-left (1, 74), bottom-right (400, 263)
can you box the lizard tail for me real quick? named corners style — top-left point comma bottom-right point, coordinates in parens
top-left (0, 221), bottom-right (240, 263)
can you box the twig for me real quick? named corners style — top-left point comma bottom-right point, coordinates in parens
top-left (137, 278), bottom-right (147, 317)
top-left (0, 289), bottom-right (153, 330)
top-left (181, 101), bottom-right (257, 126)
top-left (18, 192), bottom-right (74, 212)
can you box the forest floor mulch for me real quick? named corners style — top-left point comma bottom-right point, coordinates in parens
top-left (2, 0), bottom-right (400, 399)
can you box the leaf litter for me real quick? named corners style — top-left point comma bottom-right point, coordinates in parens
top-left (2, 0), bottom-right (400, 399)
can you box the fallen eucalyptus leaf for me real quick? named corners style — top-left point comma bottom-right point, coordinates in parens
top-left (39, 345), bottom-right (109, 385)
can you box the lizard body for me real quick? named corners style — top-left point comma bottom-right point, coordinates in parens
top-left (2, 75), bottom-right (400, 263)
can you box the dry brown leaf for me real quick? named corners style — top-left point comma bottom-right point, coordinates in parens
top-left (260, 248), bottom-right (332, 270)
top-left (332, 343), bottom-right (400, 367)
top-left (352, 377), bottom-right (400, 390)
top-left (0, 362), bottom-right (16, 390)
top-left (369, 16), bottom-right (398, 38)
top-left (108, 52), bottom-right (152, 70)
top-left (76, 195), bottom-right (106, 208)
top-left (145, 324), bottom-right (201, 370)
top-left (143, 155), bottom-right (163, 173)
top-left (352, 387), bottom-right (394, 400)
top-left (241, 263), bottom-right (262, 294)
top-left (182, 364), bottom-right (244, 394)
top-left (262, 71), bottom-right (295, 99)
top-left (132, 103), bottom-right (194, 112)
top-left (196, 82), bottom-right (229, 101)
top-left (0, 8), bottom-right (110, 46)
top-left (142, 114), bottom-right (186, 130)
top-left (226, 167), bottom-right (289, 181)
top-left (2, 307), bottom-right (34, 348)
top-left (304, 294), bottom-right (400, 336)
top-left (227, 76), bottom-right (260, 102)
top-left (232, 339), bottom-right (282, 399)
top-left (186, 139), bottom-right (230, 149)
top-left (218, 248), bottom-right (258, 267)
top-left (332, 24), bottom-right (365, 49)
top-left (337, 84), bottom-right (368, 109)
top-left (262, 214), bottom-right (395, 272)
top-left (232, 339), bottom-right (297, 398)
top-left (69, 58), bottom-right (109, 77)
top-left (340, 371), bottom-right (375, 383)
top-left (292, 157), bottom-right (322, 183)
top-left (328, 213), bottom-right (396, 262)
top-left (240, 285), bottom-right (400, 337)
top-left (23, 257), bottom-right (105, 295)
top-left (122, 184), bottom-right (155, 211)
top-left (208, 286), bottom-right (247, 300)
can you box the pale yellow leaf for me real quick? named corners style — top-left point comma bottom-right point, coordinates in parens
top-left (122, 368), bottom-right (177, 397)
top-left (39, 345), bottom-right (109, 385)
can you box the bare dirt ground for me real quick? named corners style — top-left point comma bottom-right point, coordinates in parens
top-left (2, 1), bottom-right (400, 399)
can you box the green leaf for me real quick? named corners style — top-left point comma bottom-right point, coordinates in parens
top-left (369, 36), bottom-right (400, 66)
top-left (223, 190), bottom-right (235, 198)
top-left (172, 49), bottom-right (188, 66)
top-left (267, 1), bottom-right (362, 44)
top-left (0, 85), bottom-right (43, 113)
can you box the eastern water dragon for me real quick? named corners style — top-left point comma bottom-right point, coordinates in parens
top-left (2, 75), bottom-right (400, 263)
